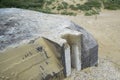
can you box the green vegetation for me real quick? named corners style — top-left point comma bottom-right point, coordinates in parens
top-left (61, 11), bottom-right (76, 16)
top-left (62, 1), bottom-right (68, 9)
top-left (103, 0), bottom-right (120, 10)
top-left (85, 9), bottom-right (100, 16)
top-left (69, 5), bottom-right (78, 10)
top-left (57, 2), bottom-right (68, 11)
top-left (78, 0), bottom-right (101, 11)
top-left (57, 4), bottom-right (64, 11)
top-left (0, 0), bottom-right (45, 8)
top-left (0, 0), bottom-right (120, 16)
top-left (69, 0), bottom-right (101, 16)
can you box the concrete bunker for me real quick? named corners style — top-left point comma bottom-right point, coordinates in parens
top-left (0, 8), bottom-right (98, 80)
top-left (0, 24), bottom-right (98, 80)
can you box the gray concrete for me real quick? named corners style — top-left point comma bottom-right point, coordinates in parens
top-left (63, 42), bottom-right (71, 77)
top-left (61, 32), bottom-right (82, 71)
top-left (0, 8), bottom-right (98, 76)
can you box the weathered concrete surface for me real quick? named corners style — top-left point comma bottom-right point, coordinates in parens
top-left (0, 8), bottom-right (98, 79)
top-left (72, 25), bottom-right (98, 69)
top-left (0, 38), bottom-right (64, 80)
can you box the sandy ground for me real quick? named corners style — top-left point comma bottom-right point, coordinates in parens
top-left (66, 10), bottom-right (120, 67)
top-left (63, 10), bottom-right (120, 80)
top-left (64, 58), bottom-right (120, 80)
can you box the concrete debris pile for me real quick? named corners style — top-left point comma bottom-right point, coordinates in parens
top-left (0, 8), bottom-right (98, 80)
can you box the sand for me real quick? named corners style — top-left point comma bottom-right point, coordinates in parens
top-left (62, 10), bottom-right (120, 80)
top-left (66, 10), bottom-right (120, 67)
top-left (64, 58), bottom-right (120, 80)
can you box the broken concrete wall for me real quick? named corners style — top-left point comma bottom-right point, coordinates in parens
top-left (42, 38), bottom-right (71, 77)
top-left (0, 38), bottom-right (64, 80)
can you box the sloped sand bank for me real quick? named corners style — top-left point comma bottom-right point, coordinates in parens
top-left (65, 10), bottom-right (120, 80)
top-left (67, 10), bottom-right (120, 66)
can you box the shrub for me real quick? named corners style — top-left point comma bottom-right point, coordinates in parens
top-left (57, 2), bottom-right (68, 11)
top-left (43, 7), bottom-right (52, 13)
top-left (103, 0), bottom-right (120, 10)
top-left (80, 0), bottom-right (101, 11)
top-left (0, 0), bottom-right (45, 8)
top-left (52, 6), bottom-right (56, 9)
top-left (46, 1), bottom-right (52, 5)
top-left (61, 11), bottom-right (76, 16)
top-left (86, 0), bottom-right (101, 8)
top-left (69, 5), bottom-right (79, 10)
top-left (62, 1), bottom-right (68, 9)
top-left (57, 4), bottom-right (64, 11)
top-left (85, 9), bottom-right (99, 16)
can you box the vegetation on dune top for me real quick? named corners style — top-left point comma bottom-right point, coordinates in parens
top-left (0, 0), bottom-right (120, 16)
top-left (103, 0), bottom-right (120, 10)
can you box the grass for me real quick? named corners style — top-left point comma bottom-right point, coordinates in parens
top-left (0, 0), bottom-right (120, 16)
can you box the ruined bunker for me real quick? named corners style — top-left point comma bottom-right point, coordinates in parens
top-left (0, 8), bottom-right (98, 80)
